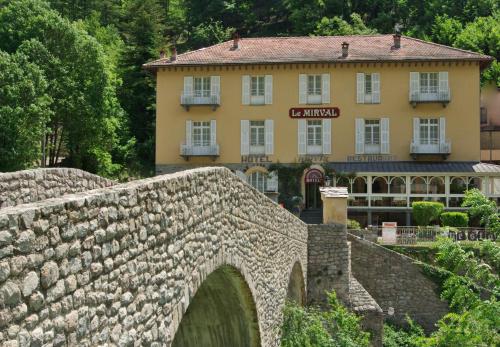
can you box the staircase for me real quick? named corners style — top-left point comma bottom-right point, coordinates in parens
top-left (300, 208), bottom-right (323, 224)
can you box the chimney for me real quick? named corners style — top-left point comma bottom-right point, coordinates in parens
top-left (393, 33), bottom-right (401, 49)
top-left (341, 42), bottom-right (349, 58)
top-left (232, 33), bottom-right (240, 50)
top-left (170, 46), bottom-right (177, 61)
top-left (159, 50), bottom-right (165, 59)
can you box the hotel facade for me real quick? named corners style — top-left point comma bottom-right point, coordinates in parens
top-left (145, 34), bottom-right (498, 226)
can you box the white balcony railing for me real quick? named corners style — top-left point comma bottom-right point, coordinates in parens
top-left (180, 93), bottom-right (220, 110)
top-left (410, 140), bottom-right (451, 156)
top-left (180, 144), bottom-right (219, 158)
top-left (409, 90), bottom-right (450, 106)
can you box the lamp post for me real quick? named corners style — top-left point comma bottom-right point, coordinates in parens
top-left (324, 175), bottom-right (331, 187)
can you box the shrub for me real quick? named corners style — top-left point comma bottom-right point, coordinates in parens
top-left (347, 219), bottom-right (361, 230)
top-left (412, 201), bottom-right (444, 226)
top-left (441, 212), bottom-right (469, 228)
top-left (281, 291), bottom-right (370, 347)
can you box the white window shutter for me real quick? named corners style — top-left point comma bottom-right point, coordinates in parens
top-left (380, 117), bottom-right (390, 154)
top-left (439, 117), bottom-right (446, 144)
top-left (210, 76), bottom-right (220, 97)
top-left (438, 71), bottom-right (448, 97)
top-left (186, 120), bottom-right (192, 146)
top-left (355, 118), bottom-right (365, 154)
top-left (184, 76), bottom-right (193, 95)
top-left (321, 73), bottom-right (330, 104)
top-left (235, 170), bottom-right (247, 182)
top-left (240, 120), bottom-right (250, 155)
top-left (356, 73), bottom-right (365, 103)
top-left (410, 72), bottom-right (419, 98)
top-left (413, 118), bottom-right (420, 144)
top-left (299, 74), bottom-right (307, 104)
top-left (298, 119), bottom-right (307, 155)
top-left (242, 75), bottom-right (250, 105)
top-left (265, 119), bottom-right (274, 155)
top-left (210, 120), bottom-right (216, 146)
top-left (266, 171), bottom-right (278, 192)
top-left (322, 119), bottom-right (331, 154)
top-left (265, 75), bottom-right (273, 104)
top-left (372, 73), bottom-right (380, 103)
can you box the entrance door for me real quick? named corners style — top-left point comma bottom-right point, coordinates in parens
top-left (305, 169), bottom-right (323, 209)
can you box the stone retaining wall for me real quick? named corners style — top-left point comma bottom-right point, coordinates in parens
top-left (348, 233), bottom-right (448, 332)
top-left (0, 168), bottom-right (115, 209)
top-left (0, 167), bottom-right (308, 346)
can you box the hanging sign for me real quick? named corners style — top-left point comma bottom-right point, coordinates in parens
top-left (289, 107), bottom-right (340, 119)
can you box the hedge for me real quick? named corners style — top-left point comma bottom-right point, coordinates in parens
top-left (412, 201), bottom-right (444, 226)
top-left (441, 212), bottom-right (469, 228)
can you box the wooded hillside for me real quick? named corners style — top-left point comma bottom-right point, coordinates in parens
top-left (0, 0), bottom-right (498, 177)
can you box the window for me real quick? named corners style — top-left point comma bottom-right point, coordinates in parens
top-left (420, 73), bottom-right (438, 94)
top-left (307, 75), bottom-right (322, 96)
top-left (192, 121), bottom-right (211, 147)
top-left (429, 177), bottom-right (445, 194)
top-left (364, 74), bottom-right (372, 95)
top-left (194, 77), bottom-right (210, 97)
top-left (250, 121), bottom-right (265, 154)
top-left (249, 171), bottom-right (266, 192)
top-left (307, 120), bottom-right (322, 146)
top-left (251, 76), bottom-right (265, 97)
top-left (411, 177), bottom-right (427, 194)
top-left (419, 118), bottom-right (439, 145)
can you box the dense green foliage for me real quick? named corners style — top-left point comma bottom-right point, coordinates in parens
top-left (383, 319), bottom-right (424, 347)
top-left (440, 212), bottom-right (469, 228)
top-left (281, 291), bottom-right (370, 347)
top-left (462, 189), bottom-right (500, 236)
top-left (346, 219), bottom-right (361, 230)
top-left (0, 0), bottom-right (498, 176)
top-left (0, 49), bottom-right (51, 170)
top-left (412, 202), bottom-right (444, 226)
top-left (386, 238), bottom-right (500, 346)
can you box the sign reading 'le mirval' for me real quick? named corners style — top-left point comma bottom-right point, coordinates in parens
top-left (289, 107), bottom-right (340, 119)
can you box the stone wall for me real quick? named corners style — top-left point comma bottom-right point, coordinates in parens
top-left (0, 167), bottom-right (308, 346)
top-left (348, 233), bottom-right (449, 332)
top-left (307, 224), bottom-right (350, 306)
top-left (0, 168), bottom-right (115, 209)
top-left (307, 224), bottom-right (383, 347)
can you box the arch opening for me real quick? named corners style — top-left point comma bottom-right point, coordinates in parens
top-left (286, 261), bottom-right (305, 306)
top-left (172, 265), bottom-right (261, 347)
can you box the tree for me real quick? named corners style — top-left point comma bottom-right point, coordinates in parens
top-left (315, 13), bottom-right (377, 36)
top-left (431, 15), bottom-right (463, 46)
top-left (462, 189), bottom-right (500, 236)
top-left (0, 49), bottom-right (51, 171)
top-left (0, 0), bottom-right (126, 176)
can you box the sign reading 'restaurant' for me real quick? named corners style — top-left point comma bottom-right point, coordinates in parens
top-left (289, 107), bottom-right (340, 119)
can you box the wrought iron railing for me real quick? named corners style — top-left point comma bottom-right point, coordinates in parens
top-left (180, 144), bottom-right (219, 157)
top-left (409, 90), bottom-right (450, 103)
top-left (180, 93), bottom-right (220, 106)
top-left (410, 140), bottom-right (451, 155)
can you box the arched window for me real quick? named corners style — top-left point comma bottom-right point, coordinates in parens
top-left (352, 177), bottom-right (367, 194)
top-left (389, 177), bottom-right (406, 194)
top-left (411, 177), bottom-right (427, 194)
top-left (450, 177), bottom-right (467, 194)
top-left (468, 177), bottom-right (481, 190)
top-left (336, 176), bottom-right (350, 192)
top-left (372, 177), bottom-right (388, 194)
top-left (428, 177), bottom-right (445, 194)
top-left (248, 171), bottom-right (266, 192)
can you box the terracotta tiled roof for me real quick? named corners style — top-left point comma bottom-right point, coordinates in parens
top-left (144, 35), bottom-right (493, 68)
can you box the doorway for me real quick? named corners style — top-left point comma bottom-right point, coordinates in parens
top-left (304, 169), bottom-right (323, 209)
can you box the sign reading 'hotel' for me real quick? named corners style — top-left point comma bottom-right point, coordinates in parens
top-left (289, 107), bottom-right (340, 119)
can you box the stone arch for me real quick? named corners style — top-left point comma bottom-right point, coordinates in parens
top-left (172, 264), bottom-right (261, 347)
top-left (286, 261), bottom-right (306, 306)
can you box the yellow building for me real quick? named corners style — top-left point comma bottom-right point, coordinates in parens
top-left (145, 34), bottom-right (497, 226)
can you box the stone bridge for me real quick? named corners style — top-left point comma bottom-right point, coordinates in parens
top-left (0, 167), bottom-right (448, 347)
top-left (0, 167), bottom-right (308, 346)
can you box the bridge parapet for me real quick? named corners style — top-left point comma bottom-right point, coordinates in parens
top-left (0, 167), bottom-right (307, 346)
top-left (0, 168), bottom-right (116, 209)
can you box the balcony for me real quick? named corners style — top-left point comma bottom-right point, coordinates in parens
top-left (180, 144), bottom-right (219, 160)
top-left (180, 93), bottom-right (220, 111)
top-left (409, 90), bottom-right (450, 107)
top-left (410, 140), bottom-right (451, 159)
